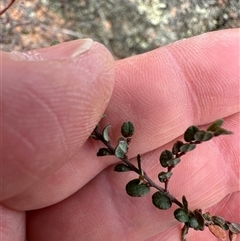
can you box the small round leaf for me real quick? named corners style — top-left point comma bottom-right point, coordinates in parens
top-left (158, 171), bottom-right (172, 182)
top-left (160, 150), bottom-right (174, 167)
top-left (115, 139), bottom-right (128, 158)
top-left (172, 141), bottom-right (184, 154)
top-left (102, 124), bottom-right (111, 142)
top-left (174, 208), bottom-right (189, 223)
top-left (152, 192), bottom-right (172, 210)
top-left (184, 125), bottom-right (199, 142)
top-left (212, 216), bottom-right (226, 226)
top-left (227, 222), bottom-right (240, 234)
top-left (188, 217), bottom-right (199, 229)
top-left (121, 121), bottom-right (135, 138)
top-left (207, 119), bottom-right (224, 132)
top-left (114, 164), bottom-right (131, 172)
top-left (203, 212), bottom-right (212, 221)
top-left (97, 148), bottom-right (112, 156)
top-left (126, 179), bottom-right (150, 197)
top-left (180, 143), bottom-right (196, 153)
top-left (194, 131), bottom-right (213, 142)
top-left (166, 157), bottom-right (181, 167)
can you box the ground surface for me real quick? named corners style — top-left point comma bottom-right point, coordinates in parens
top-left (1, 0), bottom-right (240, 57)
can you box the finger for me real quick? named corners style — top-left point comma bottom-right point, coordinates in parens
top-left (1, 39), bottom-right (115, 200)
top-left (0, 204), bottom-right (25, 241)
top-left (26, 115), bottom-right (239, 241)
top-left (107, 28), bottom-right (240, 155)
top-left (4, 29), bottom-right (240, 211)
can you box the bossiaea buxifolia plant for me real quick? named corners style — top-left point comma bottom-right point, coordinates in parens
top-left (91, 118), bottom-right (240, 241)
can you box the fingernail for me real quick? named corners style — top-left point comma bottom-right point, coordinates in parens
top-left (70, 38), bottom-right (93, 58)
top-left (10, 38), bottom-right (93, 61)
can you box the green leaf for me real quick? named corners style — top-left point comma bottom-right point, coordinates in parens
top-left (114, 164), bottom-right (131, 172)
top-left (227, 222), bottom-right (240, 234)
top-left (121, 121), bottom-right (135, 138)
top-left (184, 125), bottom-right (199, 142)
top-left (102, 124), bottom-right (111, 142)
top-left (180, 143), bottom-right (196, 153)
top-left (97, 148), bottom-right (112, 156)
top-left (212, 216), bottom-right (225, 226)
top-left (182, 196), bottom-right (188, 213)
top-left (166, 157), bottom-right (181, 167)
top-left (203, 212), bottom-right (212, 221)
top-left (188, 216), bottom-right (199, 229)
top-left (115, 138), bottom-right (128, 158)
top-left (194, 131), bottom-right (214, 142)
top-left (50, 40), bottom-right (60, 46)
top-left (172, 141), bottom-right (184, 154)
top-left (158, 171), bottom-right (172, 182)
top-left (152, 192), bottom-right (172, 210)
top-left (213, 127), bottom-right (233, 136)
top-left (207, 119), bottom-right (224, 132)
top-left (212, 216), bottom-right (228, 230)
top-left (174, 208), bottom-right (189, 223)
top-left (194, 209), bottom-right (205, 231)
top-left (125, 179), bottom-right (150, 197)
top-left (159, 150), bottom-right (174, 167)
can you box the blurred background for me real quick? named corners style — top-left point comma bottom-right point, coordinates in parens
top-left (1, 0), bottom-right (239, 59)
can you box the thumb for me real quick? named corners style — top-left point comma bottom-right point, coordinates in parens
top-left (2, 39), bottom-right (115, 200)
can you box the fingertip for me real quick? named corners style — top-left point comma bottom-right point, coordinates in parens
top-left (2, 40), bottom-right (115, 199)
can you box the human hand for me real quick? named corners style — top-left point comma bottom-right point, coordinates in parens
top-left (1, 29), bottom-right (239, 241)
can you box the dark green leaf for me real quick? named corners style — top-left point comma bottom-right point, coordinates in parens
top-left (182, 196), bottom-right (188, 213)
top-left (172, 141), bottom-right (184, 154)
top-left (207, 119), bottom-right (224, 132)
top-left (194, 209), bottom-right (205, 231)
top-left (158, 171), bottom-right (172, 182)
top-left (159, 150), bottom-right (174, 167)
top-left (166, 157), bottom-right (181, 167)
top-left (121, 121), bottom-right (135, 138)
top-left (213, 127), bottom-right (233, 136)
top-left (203, 212), bottom-right (212, 221)
top-left (184, 125), bottom-right (199, 142)
top-left (152, 192), bottom-right (172, 210)
top-left (212, 216), bottom-right (226, 226)
top-left (194, 131), bottom-right (214, 142)
top-left (180, 143), bottom-right (196, 153)
top-left (102, 124), bottom-right (111, 142)
top-left (115, 138), bottom-right (128, 158)
top-left (97, 148), bottom-right (112, 156)
top-left (212, 216), bottom-right (228, 230)
top-left (188, 216), bottom-right (199, 229)
top-left (114, 163), bottom-right (131, 172)
top-left (174, 208), bottom-right (189, 223)
top-left (125, 179), bottom-right (150, 197)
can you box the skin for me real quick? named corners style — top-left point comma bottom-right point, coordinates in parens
top-left (1, 29), bottom-right (239, 241)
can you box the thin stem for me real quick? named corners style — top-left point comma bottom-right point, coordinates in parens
top-left (0, 0), bottom-right (16, 15)
top-left (93, 126), bottom-right (183, 208)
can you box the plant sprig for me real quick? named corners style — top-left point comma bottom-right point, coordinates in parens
top-left (91, 118), bottom-right (239, 241)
